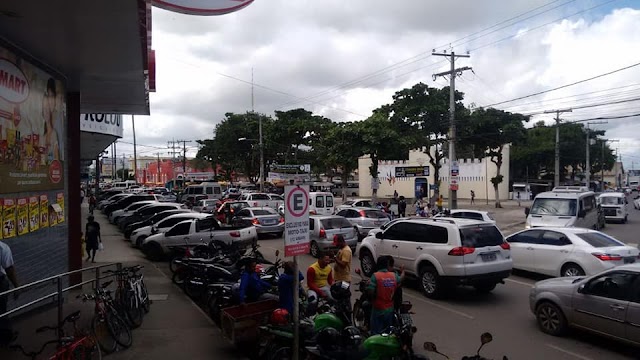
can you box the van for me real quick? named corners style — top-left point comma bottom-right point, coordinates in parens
top-left (111, 180), bottom-right (138, 190)
top-left (183, 182), bottom-right (223, 200)
top-left (524, 186), bottom-right (598, 230)
top-left (598, 192), bottom-right (629, 223)
top-left (308, 192), bottom-right (335, 215)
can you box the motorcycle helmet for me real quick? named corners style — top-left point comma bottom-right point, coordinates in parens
top-left (330, 281), bottom-right (351, 301)
top-left (270, 308), bottom-right (290, 325)
top-left (341, 326), bottom-right (363, 348)
top-left (316, 327), bottom-right (340, 352)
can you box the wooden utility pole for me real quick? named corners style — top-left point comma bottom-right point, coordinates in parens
top-left (543, 109), bottom-right (572, 187)
top-left (432, 51), bottom-right (471, 210)
top-left (132, 115), bottom-right (138, 182)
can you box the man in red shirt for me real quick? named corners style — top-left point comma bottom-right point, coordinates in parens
top-left (368, 256), bottom-right (404, 334)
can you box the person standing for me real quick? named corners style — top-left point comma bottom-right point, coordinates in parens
top-left (470, 190), bottom-right (475, 205)
top-left (393, 190), bottom-right (398, 201)
top-left (0, 241), bottom-right (19, 345)
top-left (333, 235), bottom-right (352, 284)
top-left (368, 256), bottom-right (404, 335)
top-left (398, 196), bottom-right (406, 218)
top-left (88, 193), bottom-right (97, 215)
top-left (436, 195), bottom-right (444, 212)
top-left (85, 216), bottom-right (101, 263)
top-left (80, 188), bottom-right (85, 204)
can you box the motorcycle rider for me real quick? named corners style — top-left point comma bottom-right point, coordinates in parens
top-left (278, 261), bottom-right (304, 313)
top-left (368, 256), bottom-right (404, 335)
top-left (306, 252), bottom-right (334, 313)
top-left (238, 258), bottom-right (278, 305)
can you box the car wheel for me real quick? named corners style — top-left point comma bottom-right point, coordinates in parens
top-left (309, 241), bottom-right (320, 258)
top-left (276, 231), bottom-right (284, 238)
top-left (561, 263), bottom-right (585, 277)
top-left (136, 236), bottom-right (147, 249)
top-left (419, 265), bottom-right (444, 299)
top-left (474, 282), bottom-right (497, 293)
top-left (624, 215), bottom-right (628, 224)
top-left (359, 249), bottom-right (375, 277)
top-left (354, 227), bottom-right (361, 239)
top-left (536, 302), bottom-right (568, 336)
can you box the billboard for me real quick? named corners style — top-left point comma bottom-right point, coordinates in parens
top-left (0, 44), bottom-right (66, 193)
top-left (81, 114), bottom-right (123, 138)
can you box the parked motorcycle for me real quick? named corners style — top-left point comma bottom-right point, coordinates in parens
top-left (424, 332), bottom-right (509, 360)
top-left (351, 269), bottom-right (371, 331)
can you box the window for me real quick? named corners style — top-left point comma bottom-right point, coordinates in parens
top-left (452, 212), bottom-right (483, 221)
top-left (358, 201), bottom-right (373, 207)
top-left (584, 272), bottom-right (638, 301)
top-left (576, 232), bottom-right (625, 248)
top-left (316, 196), bottom-right (325, 208)
top-left (196, 218), bottom-right (220, 231)
top-left (167, 221), bottom-right (191, 236)
top-left (459, 225), bottom-right (504, 247)
top-left (159, 217), bottom-right (190, 228)
top-left (214, 187), bottom-right (221, 194)
top-left (206, 187), bottom-right (213, 194)
top-left (600, 196), bottom-right (623, 206)
top-left (252, 209), bottom-right (277, 216)
top-left (383, 222), bottom-right (411, 240)
top-left (421, 224), bottom-right (448, 244)
top-left (540, 231), bottom-right (572, 246)
top-left (236, 209), bottom-right (251, 217)
top-left (326, 196), bottom-right (334, 207)
top-left (507, 230), bottom-right (543, 244)
top-left (530, 198), bottom-right (577, 216)
top-left (336, 210), bottom-right (349, 217)
top-left (251, 194), bottom-right (270, 200)
top-left (583, 195), bottom-right (596, 211)
top-left (363, 210), bottom-right (388, 219)
top-left (309, 219), bottom-right (315, 230)
top-left (192, 187), bottom-right (204, 194)
top-left (320, 217), bottom-right (352, 229)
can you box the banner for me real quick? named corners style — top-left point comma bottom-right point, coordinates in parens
top-left (56, 193), bottom-right (65, 223)
top-left (0, 44), bottom-right (66, 193)
top-left (39, 195), bottom-right (49, 228)
top-left (29, 196), bottom-right (39, 232)
top-left (2, 198), bottom-right (16, 238)
top-left (17, 197), bottom-right (28, 235)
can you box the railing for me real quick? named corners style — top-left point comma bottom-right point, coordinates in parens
top-left (0, 262), bottom-right (122, 341)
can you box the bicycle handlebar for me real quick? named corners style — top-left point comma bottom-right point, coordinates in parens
top-left (10, 339), bottom-right (59, 359)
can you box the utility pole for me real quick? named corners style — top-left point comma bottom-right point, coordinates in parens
top-left (121, 154), bottom-right (126, 181)
top-left (544, 109), bottom-right (572, 188)
top-left (156, 152), bottom-right (162, 184)
top-left (132, 115), bottom-right (138, 182)
top-left (173, 140), bottom-right (193, 174)
top-left (601, 139), bottom-right (619, 191)
top-left (250, 68), bottom-right (264, 192)
top-left (585, 121), bottom-right (607, 189)
top-left (432, 51), bottom-right (471, 210)
top-left (113, 141), bottom-right (117, 182)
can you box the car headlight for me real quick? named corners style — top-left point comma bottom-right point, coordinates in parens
top-left (617, 209), bottom-right (622, 214)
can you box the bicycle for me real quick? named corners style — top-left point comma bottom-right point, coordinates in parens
top-left (104, 265), bottom-right (150, 329)
top-left (9, 310), bottom-right (101, 359)
top-left (79, 280), bottom-right (133, 354)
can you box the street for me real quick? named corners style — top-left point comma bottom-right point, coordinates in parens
top-left (246, 205), bottom-right (640, 360)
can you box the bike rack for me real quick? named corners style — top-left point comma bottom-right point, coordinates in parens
top-left (0, 262), bottom-right (122, 342)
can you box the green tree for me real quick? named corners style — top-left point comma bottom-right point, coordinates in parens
top-left (469, 108), bottom-right (528, 208)
top-left (321, 122), bottom-right (362, 200)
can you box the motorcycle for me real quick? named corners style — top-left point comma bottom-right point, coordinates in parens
top-left (423, 332), bottom-right (509, 360)
top-left (351, 268), bottom-right (371, 331)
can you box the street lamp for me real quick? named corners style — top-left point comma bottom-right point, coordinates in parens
top-left (238, 137), bottom-right (264, 192)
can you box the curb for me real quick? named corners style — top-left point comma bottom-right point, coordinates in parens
top-left (499, 221), bottom-right (525, 231)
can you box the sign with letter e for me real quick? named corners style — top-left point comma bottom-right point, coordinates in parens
top-left (284, 185), bottom-right (310, 256)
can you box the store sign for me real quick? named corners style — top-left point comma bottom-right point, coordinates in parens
top-left (284, 185), bottom-right (310, 257)
top-left (81, 114), bottom-right (124, 138)
top-left (395, 166), bottom-right (430, 178)
top-left (451, 161), bottom-right (459, 177)
top-left (0, 59), bottom-right (30, 103)
top-left (270, 164), bottom-right (311, 173)
top-left (152, 0), bottom-right (254, 15)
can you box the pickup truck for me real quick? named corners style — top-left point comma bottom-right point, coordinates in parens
top-left (141, 216), bottom-right (257, 260)
top-left (239, 192), bottom-right (282, 209)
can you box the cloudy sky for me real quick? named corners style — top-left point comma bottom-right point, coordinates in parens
top-left (116, 0), bottom-right (640, 171)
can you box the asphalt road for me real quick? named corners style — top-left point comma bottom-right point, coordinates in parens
top-left (251, 201), bottom-right (640, 360)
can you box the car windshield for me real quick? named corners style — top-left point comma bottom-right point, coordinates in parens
top-left (343, 201), bottom-right (355, 206)
top-left (359, 201), bottom-right (373, 207)
top-left (204, 200), bottom-right (218, 206)
top-left (530, 198), bottom-right (577, 216)
top-left (576, 232), bottom-right (624, 247)
top-left (251, 194), bottom-right (270, 200)
top-left (321, 218), bottom-right (352, 229)
top-left (600, 196), bottom-right (623, 205)
top-left (363, 210), bottom-right (388, 219)
top-left (459, 225), bottom-right (504, 247)
top-left (253, 209), bottom-right (277, 215)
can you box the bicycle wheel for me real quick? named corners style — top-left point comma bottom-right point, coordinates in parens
top-left (122, 290), bottom-right (144, 329)
top-left (172, 270), bottom-right (187, 286)
top-left (92, 315), bottom-right (117, 354)
top-left (140, 279), bottom-right (151, 313)
top-left (71, 335), bottom-right (103, 360)
top-left (106, 310), bottom-right (133, 348)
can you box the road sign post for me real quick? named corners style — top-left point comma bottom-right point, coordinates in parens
top-left (284, 185), bottom-right (310, 360)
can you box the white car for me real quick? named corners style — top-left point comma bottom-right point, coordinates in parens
top-left (336, 199), bottom-right (374, 212)
top-left (598, 192), bottom-right (629, 223)
top-left (433, 209), bottom-right (496, 224)
top-left (109, 200), bottom-right (158, 224)
top-left (130, 212), bottom-right (208, 248)
top-left (506, 227), bottom-right (639, 277)
top-left (634, 196), bottom-right (640, 210)
top-left (192, 199), bottom-right (220, 213)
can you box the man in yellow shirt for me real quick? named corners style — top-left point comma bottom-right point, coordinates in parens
top-left (333, 235), bottom-right (352, 283)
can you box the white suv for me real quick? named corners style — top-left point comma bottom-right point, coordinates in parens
top-left (358, 218), bottom-right (512, 298)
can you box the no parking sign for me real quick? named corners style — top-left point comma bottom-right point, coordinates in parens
top-left (284, 185), bottom-right (310, 256)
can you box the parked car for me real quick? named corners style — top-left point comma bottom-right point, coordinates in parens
top-left (434, 209), bottom-right (496, 224)
top-left (142, 216), bottom-right (257, 260)
top-left (109, 200), bottom-right (158, 224)
top-left (192, 199), bottom-right (221, 214)
top-left (160, 191), bottom-right (178, 202)
top-left (239, 192), bottom-right (277, 208)
top-left (183, 194), bottom-right (208, 208)
top-left (358, 217), bottom-right (512, 298)
top-left (215, 201), bottom-right (251, 224)
top-left (336, 198), bottom-right (374, 211)
top-left (118, 202), bottom-right (186, 231)
top-left (98, 193), bottom-right (130, 210)
top-left (308, 215), bottom-right (358, 258)
top-left (231, 207), bottom-right (284, 237)
top-left (529, 263), bottom-right (640, 345)
top-left (507, 227), bottom-right (639, 277)
top-left (103, 194), bottom-right (160, 216)
top-left (124, 209), bottom-right (192, 239)
top-left (130, 212), bottom-right (208, 248)
top-left (335, 207), bottom-right (390, 240)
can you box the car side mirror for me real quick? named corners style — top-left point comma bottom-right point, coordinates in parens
top-left (578, 210), bottom-right (586, 218)
top-left (577, 284), bottom-right (586, 293)
top-left (375, 232), bottom-right (383, 239)
top-left (524, 207), bottom-right (530, 216)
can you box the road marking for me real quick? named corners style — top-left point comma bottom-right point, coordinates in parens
top-left (505, 278), bottom-right (534, 287)
top-left (546, 344), bottom-right (593, 360)
top-left (403, 292), bottom-right (475, 320)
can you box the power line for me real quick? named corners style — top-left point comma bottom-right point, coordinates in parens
top-left (524, 96), bottom-right (640, 116)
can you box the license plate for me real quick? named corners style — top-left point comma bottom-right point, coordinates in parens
top-left (263, 220), bottom-right (276, 225)
top-left (624, 257), bottom-right (636, 264)
top-left (481, 252), bottom-right (497, 262)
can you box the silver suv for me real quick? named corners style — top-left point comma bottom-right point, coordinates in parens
top-left (358, 218), bottom-right (512, 298)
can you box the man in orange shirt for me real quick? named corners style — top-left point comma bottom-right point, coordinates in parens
top-left (368, 256), bottom-right (404, 334)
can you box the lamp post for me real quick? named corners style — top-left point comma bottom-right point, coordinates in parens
top-left (238, 137), bottom-right (264, 192)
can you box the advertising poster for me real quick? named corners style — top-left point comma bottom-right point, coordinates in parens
top-left (29, 196), bottom-right (39, 232)
top-left (16, 197), bottom-right (28, 236)
top-left (56, 192), bottom-right (65, 223)
top-left (3, 198), bottom-right (16, 238)
top-left (39, 194), bottom-right (49, 228)
top-left (0, 44), bottom-right (66, 194)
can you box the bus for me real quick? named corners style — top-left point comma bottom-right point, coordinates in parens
top-left (331, 180), bottom-right (360, 197)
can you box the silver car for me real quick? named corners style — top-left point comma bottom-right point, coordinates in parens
top-left (309, 215), bottom-right (358, 258)
top-left (231, 207), bottom-right (284, 236)
top-left (530, 263), bottom-right (640, 345)
top-left (192, 199), bottom-right (220, 213)
top-left (335, 207), bottom-right (390, 239)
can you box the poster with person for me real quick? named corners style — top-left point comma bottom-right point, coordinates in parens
top-left (0, 44), bottom-right (66, 194)
top-left (39, 194), bottom-right (49, 228)
top-left (56, 192), bottom-right (65, 223)
top-left (17, 197), bottom-right (28, 235)
top-left (29, 195), bottom-right (39, 232)
top-left (3, 198), bottom-right (16, 238)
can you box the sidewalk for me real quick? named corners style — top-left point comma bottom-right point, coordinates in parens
top-left (1, 204), bottom-right (241, 360)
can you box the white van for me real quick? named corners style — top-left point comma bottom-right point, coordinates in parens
top-left (183, 182), bottom-right (223, 200)
top-left (598, 192), bottom-right (629, 223)
top-left (111, 180), bottom-right (138, 190)
top-left (525, 186), bottom-right (599, 230)
top-left (309, 192), bottom-right (335, 215)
